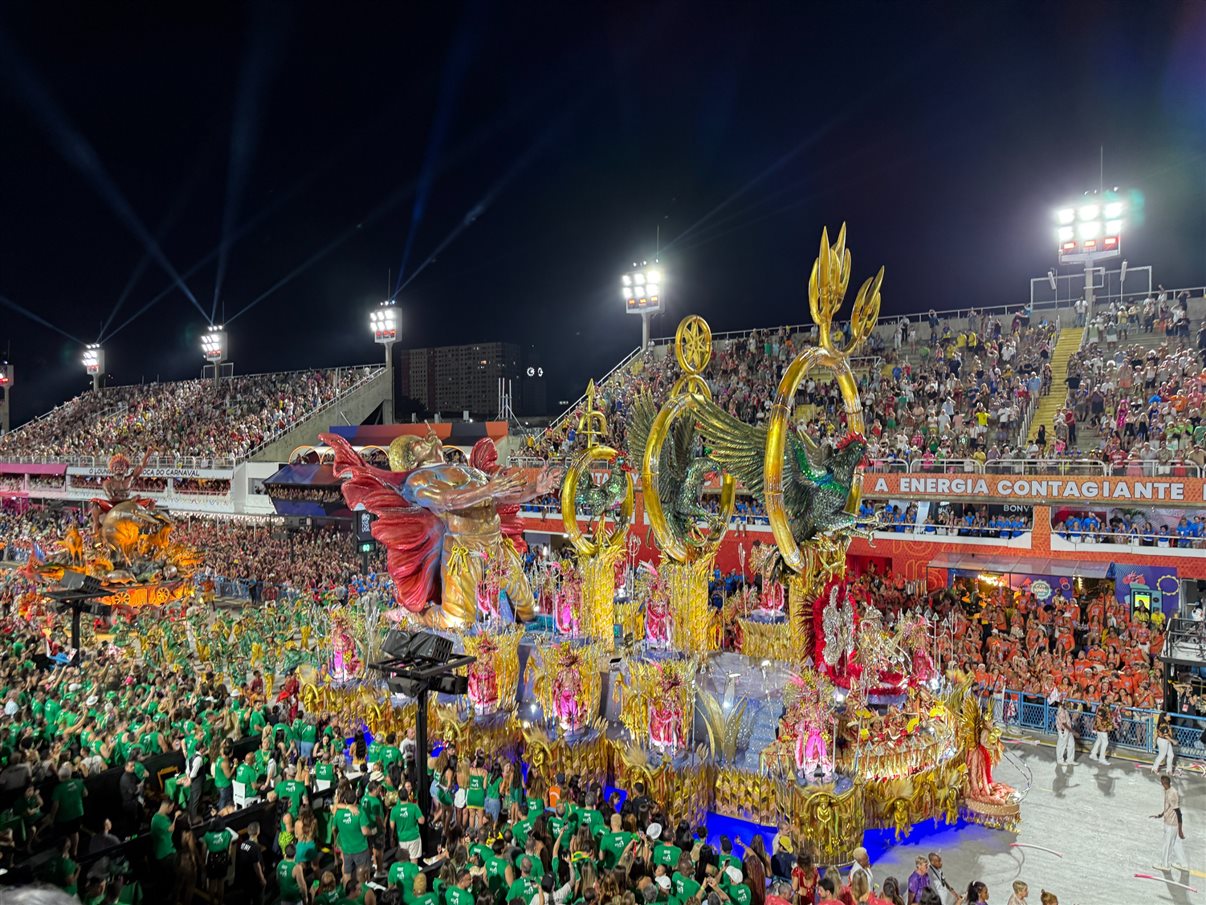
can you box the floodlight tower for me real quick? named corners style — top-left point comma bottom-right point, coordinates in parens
top-left (82, 344), bottom-right (104, 392)
top-left (201, 326), bottom-right (228, 390)
top-left (1053, 190), bottom-right (1126, 314)
top-left (622, 260), bottom-right (663, 352)
top-left (0, 363), bottom-right (12, 434)
top-left (370, 301), bottom-right (399, 424)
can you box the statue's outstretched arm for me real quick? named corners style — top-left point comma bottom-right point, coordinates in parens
top-left (408, 471), bottom-right (528, 512)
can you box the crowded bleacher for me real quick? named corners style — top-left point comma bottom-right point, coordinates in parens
top-left (0, 368), bottom-right (378, 462)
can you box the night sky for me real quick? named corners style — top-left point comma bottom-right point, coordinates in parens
top-left (1, 2), bottom-right (1203, 426)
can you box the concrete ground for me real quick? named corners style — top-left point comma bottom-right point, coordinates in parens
top-left (865, 737), bottom-right (1205, 905)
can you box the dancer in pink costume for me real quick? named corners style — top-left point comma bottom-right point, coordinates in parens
top-left (554, 561), bottom-right (581, 635)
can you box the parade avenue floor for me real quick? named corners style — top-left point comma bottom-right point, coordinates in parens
top-left (866, 738), bottom-right (1205, 905)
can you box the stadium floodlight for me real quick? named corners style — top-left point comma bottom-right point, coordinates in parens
top-left (623, 259), bottom-right (664, 351)
top-left (82, 344), bottom-right (104, 391)
top-left (0, 362), bottom-right (12, 434)
top-left (201, 326), bottom-right (227, 388)
top-left (1051, 189), bottom-right (1128, 313)
top-left (201, 326), bottom-right (227, 361)
top-left (370, 301), bottom-right (399, 424)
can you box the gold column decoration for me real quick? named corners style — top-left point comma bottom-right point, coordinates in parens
top-left (665, 557), bottom-right (719, 652)
top-left (788, 574), bottom-right (814, 663)
top-left (560, 380), bottom-right (635, 646)
top-left (764, 224), bottom-right (882, 580)
top-left (641, 316), bottom-right (734, 653)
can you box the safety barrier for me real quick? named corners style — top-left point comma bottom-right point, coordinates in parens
top-left (981, 688), bottom-right (1206, 762)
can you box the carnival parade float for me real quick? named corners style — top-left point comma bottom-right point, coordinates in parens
top-left (313, 225), bottom-right (1021, 864)
top-left (24, 452), bottom-right (199, 613)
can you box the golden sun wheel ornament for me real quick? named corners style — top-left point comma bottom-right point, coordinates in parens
top-left (643, 315), bottom-right (735, 563)
top-left (764, 223), bottom-right (882, 576)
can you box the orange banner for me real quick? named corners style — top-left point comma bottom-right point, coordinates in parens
top-left (863, 472), bottom-right (1205, 506)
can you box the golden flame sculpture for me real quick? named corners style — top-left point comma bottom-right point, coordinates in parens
top-left (560, 379), bottom-right (634, 645)
top-left (764, 224), bottom-right (882, 584)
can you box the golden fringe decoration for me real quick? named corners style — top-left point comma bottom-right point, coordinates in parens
top-left (665, 557), bottom-right (719, 652)
top-left (522, 723), bottom-right (611, 791)
top-left (787, 574), bottom-right (814, 664)
top-left (618, 657), bottom-right (701, 751)
top-left (615, 597), bottom-right (644, 643)
top-left (462, 629), bottom-right (523, 712)
top-left (611, 740), bottom-right (713, 828)
top-left (714, 766), bottom-right (779, 826)
top-left (738, 618), bottom-right (792, 662)
top-left (581, 537), bottom-right (623, 645)
top-left (526, 640), bottom-right (607, 729)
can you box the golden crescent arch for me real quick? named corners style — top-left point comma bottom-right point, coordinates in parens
top-left (560, 445), bottom-right (634, 557)
top-left (643, 391), bottom-right (736, 564)
top-left (288, 445), bottom-right (317, 463)
top-left (763, 346), bottom-right (865, 575)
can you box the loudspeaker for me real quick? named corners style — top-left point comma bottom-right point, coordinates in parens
top-left (433, 673), bottom-right (468, 696)
top-left (408, 632), bottom-right (453, 664)
top-left (59, 572), bottom-right (103, 594)
top-left (383, 629), bottom-right (412, 659)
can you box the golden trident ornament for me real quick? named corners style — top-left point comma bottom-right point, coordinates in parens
top-left (560, 380), bottom-right (635, 557)
top-left (764, 224), bottom-right (882, 577)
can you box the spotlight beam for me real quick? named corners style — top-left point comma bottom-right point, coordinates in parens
top-left (0, 27), bottom-right (207, 322)
top-left (102, 147), bottom-right (333, 343)
top-left (100, 162), bottom-right (205, 341)
top-left (0, 295), bottom-right (85, 345)
top-left (394, 108), bottom-right (571, 297)
top-left (393, 6), bottom-right (479, 298)
top-left (211, 4), bottom-right (284, 320)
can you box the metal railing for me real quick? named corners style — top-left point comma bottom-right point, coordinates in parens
top-left (980, 687), bottom-right (1206, 762)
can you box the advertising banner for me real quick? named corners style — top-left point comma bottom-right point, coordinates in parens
top-left (864, 473), bottom-right (1204, 506)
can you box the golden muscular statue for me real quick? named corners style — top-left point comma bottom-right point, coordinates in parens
top-left (324, 430), bottom-right (561, 629)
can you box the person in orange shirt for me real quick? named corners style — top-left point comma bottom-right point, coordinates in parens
top-left (1150, 630), bottom-right (1165, 657)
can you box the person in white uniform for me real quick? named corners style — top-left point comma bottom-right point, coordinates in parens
top-left (1151, 775), bottom-right (1187, 870)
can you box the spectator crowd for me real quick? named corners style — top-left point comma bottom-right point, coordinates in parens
top-left (0, 368), bottom-right (377, 462)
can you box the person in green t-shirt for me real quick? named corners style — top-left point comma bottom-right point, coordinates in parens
top-left (599, 829), bottom-right (634, 870)
top-left (506, 856), bottom-right (539, 903)
top-left (445, 870), bottom-right (475, 905)
top-left (388, 849), bottom-right (421, 892)
top-left (202, 820), bottom-right (237, 903)
top-left (389, 788), bottom-right (425, 859)
top-left (360, 779), bottom-right (386, 869)
top-left (234, 751), bottom-right (261, 801)
top-left (466, 754), bottom-right (488, 831)
top-left (275, 770), bottom-right (309, 817)
top-left (48, 838), bottom-right (79, 897)
top-left (211, 739), bottom-right (235, 812)
top-left (313, 756), bottom-right (337, 791)
top-left (150, 800), bottom-right (178, 866)
top-left (333, 790), bottom-right (371, 885)
top-left (277, 842), bottom-right (306, 905)
top-left (313, 869), bottom-right (343, 905)
top-left (652, 840), bottom-right (683, 870)
top-left (49, 764), bottom-right (87, 855)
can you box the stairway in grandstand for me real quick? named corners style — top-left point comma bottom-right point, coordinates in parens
top-left (1027, 327), bottom-right (1084, 442)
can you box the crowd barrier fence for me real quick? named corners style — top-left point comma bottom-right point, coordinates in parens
top-left (980, 687), bottom-right (1206, 762)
